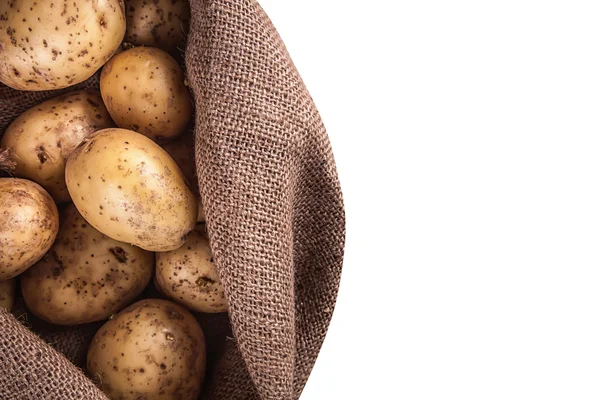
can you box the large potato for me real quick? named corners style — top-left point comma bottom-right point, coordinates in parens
top-left (0, 0), bottom-right (126, 91)
top-left (0, 178), bottom-right (59, 280)
top-left (0, 90), bottom-right (114, 203)
top-left (124, 0), bottom-right (190, 56)
top-left (100, 47), bottom-right (192, 142)
top-left (87, 299), bottom-right (206, 400)
top-left (0, 278), bottom-right (16, 310)
top-left (156, 228), bottom-right (227, 313)
top-left (21, 204), bottom-right (153, 325)
top-left (65, 128), bottom-right (197, 251)
top-left (161, 133), bottom-right (205, 222)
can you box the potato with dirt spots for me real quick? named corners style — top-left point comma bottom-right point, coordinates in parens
top-left (65, 128), bottom-right (198, 252)
top-left (100, 47), bottom-right (192, 143)
top-left (124, 0), bottom-right (190, 56)
top-left (0, 90), bottom-right (115, 203)
top-left (21, 203), bottom-right (153, 325)
top-left (156, 228), bottom-right (227, 313)
top-left (161, 133), bottom-right (205, 222)
top-left (0, 178), bottom-right (59, 280)
top-left (0, 278), bottom-right (16, 310)
top-left (87, 298), bottom-right (206, 400)
top-left (0, 0), bottom-right (126, 91)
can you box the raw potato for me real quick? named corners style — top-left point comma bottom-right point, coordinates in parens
top-left (124, 0), bottom-right (190, 55)
top-left (0, 90), bottom-right (115, 203)
top-left (0, 0), bottom-right (126, 91)
top-left (87, 299), bottom-right (206, 400)
top-left (0, 178), bottom-right (59, 280)
top-left (100, 47), bottom-right (192, 142)
top-left (65, 128), bottom-right (198, 252)
top-left (156, 228), bottom-right (227, 313)
top-left (162, 134), bottom-right (205, 222)
top-left (0, 279), bottom-right (16, 310)
top-left (21, 204), bottom-right (153, 325)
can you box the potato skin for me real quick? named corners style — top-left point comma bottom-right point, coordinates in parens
top-left (21, 203), bottom-right (153, 325)
top-left (0, 90), bottom-right (115, 203)
top-left (100, 47), bottom-right (192, 142)
top-left (0, 278), bottom-right (16, 310)
top-left (0, 0), bottom-right (126, 91)
top-left (87, 299), bottom-right (206, 400)
top-left (65, 128), bottom-right (198, 252)
top-left (124, 0), bottom-right (190, 56)
top-left (0, 178), bottom-right (59, 280)
top-left (156, 229), bottom-right (227, 313)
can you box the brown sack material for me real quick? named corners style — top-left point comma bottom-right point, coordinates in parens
top-left (0, 0), bottom-right (345, 399)
top-left (0, 309), bottom-right (108, 399)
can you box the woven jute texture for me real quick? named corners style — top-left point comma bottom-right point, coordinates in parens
top-left (0, 0), bottom-right (345, 399)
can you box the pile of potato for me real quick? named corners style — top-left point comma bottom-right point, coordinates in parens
top-left (0, 1), bottom-right (225, 399)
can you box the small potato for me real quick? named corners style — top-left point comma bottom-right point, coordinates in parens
top-left (65, 128), bottom-right (198, 252)
top-left (0, 178), bottom-right (59, 280)
top-left (161, 134), bottom-right (206, 222)
top-left (87, 299), bottom-right (206, 400)
top-left (21, 204), bottom-right (153, 325)
top-left (100, 47), bottom-right (192, 142)
top-left (0, 279), bottom-right (16, 310)
top-left (0, 90), bottom-right (115, 203)
top-left (0, 0), bottom-right (126, 91)
top-left (156, 228), bottom-right (227, 313)
top-left (125, 0), bottom-right (190, 56)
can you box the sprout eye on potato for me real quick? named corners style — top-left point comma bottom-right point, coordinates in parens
top-left (100, 47), bottom-right (193, 143)
top-left (65, 128), bottom-right (198, 252)
top-left (21, 203), bottom-right (154, 325)
top-left (0, 0), bottom-right (126, 91)
top-left (156, 228), bottom-right (227, 314)
top-left (0, 90), bottom-right (115, 203)
top-left (0, 178), bottom-right (59, 280)
top-left (87, 299), bottom-right (206, 400)
top-left (0, 278), bottom-right (17, 311)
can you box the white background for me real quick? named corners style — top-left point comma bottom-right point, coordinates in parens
top-left (261, 1), bottom-right (600, 399)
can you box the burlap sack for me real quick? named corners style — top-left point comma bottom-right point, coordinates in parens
top-left (0, 0), bottom-right (345, 399)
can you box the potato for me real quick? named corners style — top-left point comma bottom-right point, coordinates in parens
top-left (124, 0), bottom-right (190, 56)
top-left (87, 299), bottom-right (206, 400)
top-left (100, 47), bottom-right (192, 143)
top-left (0, 0), bottom-right (126, 91)
top-left (0, 90), bottom-right (115, 203)
top-left (0, 178), bottom-right (59, 280)
top-left (156, 228), bottom-right (227, 313)
top-left (65, 128), bottom-right (197, 252)
top-left (0, 278), bottom-right (16, 310)
top-left (161, 134), bottom-right (206, 222)
top-left (21, 203), bottom-right (153, 325)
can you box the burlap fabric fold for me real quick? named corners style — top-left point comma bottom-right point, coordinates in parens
top-left (0, 0), bottom-right (345, 399)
